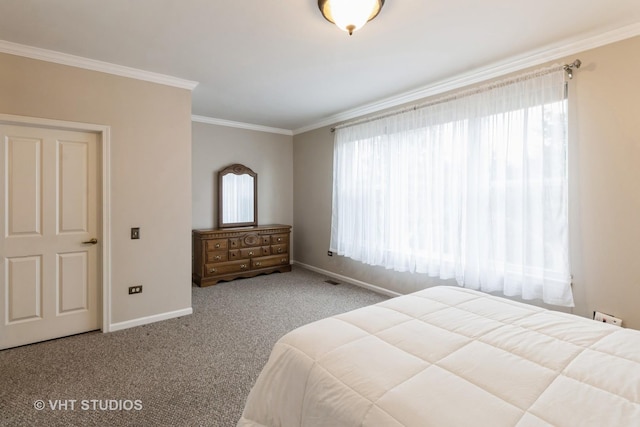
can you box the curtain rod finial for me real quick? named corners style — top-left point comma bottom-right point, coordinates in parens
top-left (563, 59), bottom-right (581, 79)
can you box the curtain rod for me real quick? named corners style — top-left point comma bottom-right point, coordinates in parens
top-left (331, 59), bottom-right (581, 132)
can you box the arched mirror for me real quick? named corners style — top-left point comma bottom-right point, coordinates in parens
top-left (218, 163), bottom-right (257, 228)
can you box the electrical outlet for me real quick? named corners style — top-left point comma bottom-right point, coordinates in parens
top-left (327, 250), bottom-right (333, 257)
top-left (593, 311), bottom-right (622, 327)
top-left (128, 285), bottom-right (143, 295)
top-left (131, 227), bottom-right (140, 239)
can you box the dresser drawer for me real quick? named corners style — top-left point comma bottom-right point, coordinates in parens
top-left (205, 239), bottom-right (228, 251)
top-left (271, 244), bottom-right (287, 255)
top-left (252, 255), bottom-right (289, 269)
top-left (204, 260), bottom-right (250, 276)
top-left (239, 247), bottom-right (270, 258)
top-left (206, 250), bottom-right (228, 263)
top-left (271, 234), bottom-right (288, 245)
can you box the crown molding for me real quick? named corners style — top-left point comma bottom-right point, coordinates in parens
top-left (0, 39), bottom-right (199, 91)
top-left (192, 115), bottom-right (293, 136)
top-left (292, 22), bottom-right (640, 135)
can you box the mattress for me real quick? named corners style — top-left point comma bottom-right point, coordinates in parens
top-left (238, 286), bottom-right (640, 426)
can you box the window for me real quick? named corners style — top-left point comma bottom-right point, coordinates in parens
top-left (330, 69), bottom-right (573, 306)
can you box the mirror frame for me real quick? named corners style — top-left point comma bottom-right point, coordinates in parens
top-left (218, 163), bottom-right (257, 228)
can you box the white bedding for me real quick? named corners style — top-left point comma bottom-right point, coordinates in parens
top-left (238, 286), bottom-right (640, 426)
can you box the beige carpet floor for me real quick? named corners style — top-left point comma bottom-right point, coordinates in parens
top-left (0, 266), bottom-right (388, 427)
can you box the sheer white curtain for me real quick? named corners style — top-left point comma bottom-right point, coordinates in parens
top-left (330, 69), bottom-right (573, 306)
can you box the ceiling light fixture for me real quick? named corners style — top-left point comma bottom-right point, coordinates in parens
top-left (318, 0), bottom-right (385, 36)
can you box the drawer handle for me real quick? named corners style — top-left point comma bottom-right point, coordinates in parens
top-left (214, 255), bottom-right (221, 261)
top-left (280, 258), bottom-right (287, 263)
top-left (241, 264), bottom-right (247, 269)
top-left (248, 251), bottom-right (254, 256)
top-left (215, 243), bottom-right (221, 249)
top-left (255, 262), bottom-right (262, 267)
top-left (277, 248), bottom-right (283, 253)
top-left (209, 268), bottom-right (217, 274)
top-left (277, 238), bottom-right (282, 242)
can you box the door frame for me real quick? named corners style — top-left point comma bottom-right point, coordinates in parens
top-left (0, 114), bottom-right (112, 332)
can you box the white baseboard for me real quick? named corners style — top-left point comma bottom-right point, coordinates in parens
top-left (107, 307), bottom-right (193, 333)
top-left (292, 261), bottom-right (402, 298)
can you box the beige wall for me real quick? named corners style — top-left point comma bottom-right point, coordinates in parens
top-left (293, 36), bottom-right (640, 329)
top-left (192, 121), bottom-right (293, 232)
top-left (0, 53), bottom-right (193, 326)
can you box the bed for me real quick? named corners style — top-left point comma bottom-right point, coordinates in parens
top-left (238, 286), bottom-right (640, 426)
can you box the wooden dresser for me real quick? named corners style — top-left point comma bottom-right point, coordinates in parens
top-left (192, 224), bottom-right (292, 287)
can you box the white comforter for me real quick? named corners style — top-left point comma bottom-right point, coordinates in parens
top-left (238, 286), bottom-right (640, 426)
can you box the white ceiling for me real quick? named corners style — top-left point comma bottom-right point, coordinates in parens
top-left (1, 1), bottom-right (639, 133)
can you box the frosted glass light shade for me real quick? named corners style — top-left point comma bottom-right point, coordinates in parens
top-left (318, 0), bottom-right (384, 35)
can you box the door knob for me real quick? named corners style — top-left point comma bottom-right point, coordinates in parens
top-left (82, 238), bottom-right (98, 245)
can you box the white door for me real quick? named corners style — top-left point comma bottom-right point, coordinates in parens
top-left (0, 124), bottom-right (100, 349)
